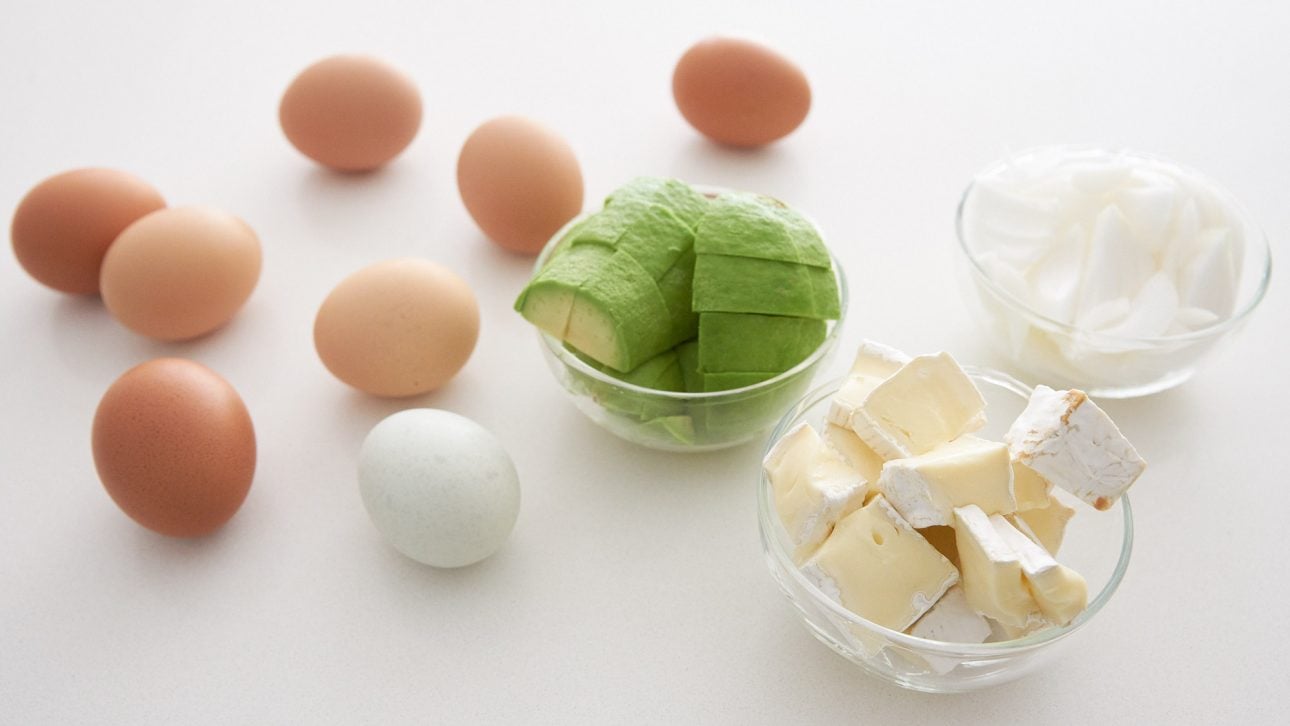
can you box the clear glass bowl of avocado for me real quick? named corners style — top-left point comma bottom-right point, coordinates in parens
top-left (516, 178), bottom-right (847, 452)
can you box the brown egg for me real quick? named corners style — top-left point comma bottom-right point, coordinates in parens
top-left (92, 358), bottom-right (256, 538)
top-left (457, 116), bottom-right (583, 255)
top-left (672, 37), bottom-right (812, 148)
top-left (279, 55), bottom-right (422, 172)
top-left (314, 259), bottom-right (479, 397)
top-left (100, 206), bottom-right (262, 341)
top-left (9, 168), bottom-right (165, 294)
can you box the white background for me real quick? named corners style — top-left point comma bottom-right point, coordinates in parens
top-left (2, 1), bottom-right (1286, 723)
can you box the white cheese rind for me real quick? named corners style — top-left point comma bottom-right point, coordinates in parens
top-left (849, 353), bottom-right (987, 459)
top-left (763, 423), bottom-right (868, 562)
top-left (991, 514), bottom-right (1088, 626)
top-left (848, 339), bottom-right (912, 378)
top-left (953, 504), bottom-right (1043, 629)
top-left (802, 495), bottom-right (959, 632)
top-left (878, 435), bottom-right (1015, 528)
top-left (1005, 386), bottom-right (1146, 510)
top-left (827, 375), bottom-right (882, 427)
top-left (908, 585), bottom-right (991, 644)
top-left (827, 341), bottom-right (911, 426)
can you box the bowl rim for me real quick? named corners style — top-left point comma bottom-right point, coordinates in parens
top-left (955, 143), bottom-right (1273, 346)
top-left (531, 186), bottom-right (848, 401)
top-left (758, 366), bottom-right (1136, 656)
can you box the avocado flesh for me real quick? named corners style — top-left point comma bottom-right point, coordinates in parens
top-left (515, 244), bottom-right (615, 338)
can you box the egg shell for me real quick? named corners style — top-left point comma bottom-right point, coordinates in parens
top-left (91, 358), bottom-right (256, 538)
top-left (100, 206), bottom-right (262, 341)
top-left (672, 37), bottom-right (811, 148)
top-left (314, 259), bottom-right (480, 397)
top-left (279, 54), bottom-right (422, 172)
top-left (10, 168), bottom-right (165, 294)
top-left (456, 115), bottom-right (584, 255)
top-left (359, 409), bottom-right (520, 568)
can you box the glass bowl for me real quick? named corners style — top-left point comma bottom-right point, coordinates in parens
top-left (956, 145), bottom-right (1272, 398)
top-left (531, 198), bottom-right (847, 453)
top-left (758, 368), bottom-right (1133, 693)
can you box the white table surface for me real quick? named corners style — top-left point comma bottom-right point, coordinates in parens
top-left (2, 1), bottom-right (1286, 723)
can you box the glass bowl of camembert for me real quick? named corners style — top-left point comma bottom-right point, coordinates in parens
top-left (758, 341), bottom-right (1138, 693)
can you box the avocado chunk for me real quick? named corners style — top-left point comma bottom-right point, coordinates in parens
top-left (604, 176), bottom-right (711, 229)
top-left (693, 192), bottom-right (830, 268)
top-left (566, 250), bottom-right (678, 372)
top-left (701, 371), bottom-right (778, 392)
top-left (635, 415), bottom-right (697, 446)
top-left (565, 344), bottom-right (687, 421)
top-left (611, 348), bottom-right (685, 392)
top-left (544, 216), bottom-right (592, 262)
top-left (613, 204), bottom-right (695, 280)
top-left (692, 253), bottom-right (840, 319)
top-left (676, 339), bottom-right (778, 392)
top-left (658, 247), bottom-right (700, 344)
top-left (515, 244), bottom-right (615, 338)
top-left (676, 339), bottom-right (703, 393)
top-left (568, 177), bottom-right (710, 249)
top-left (697, 312), bottom-right (826, 373)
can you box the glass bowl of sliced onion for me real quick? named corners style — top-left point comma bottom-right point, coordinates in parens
top-left (955, 145), bottom-right (1272, 398)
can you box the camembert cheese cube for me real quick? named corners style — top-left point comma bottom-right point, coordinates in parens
top-left (1008, 493), bottom-right (1076, 555)
top-left (1006, 386), bottom-right (1146, 511)
top-left (826, 340), bottom-right (911, 426)
top-left (877, 435), bottom-right (1015, 527)
top-left (991, 514), bottom-right (1088, 626)
top-left (1012, 460), bottom-right (1052, 511)
top-left (848, 339), bottom-right (912, 379)
top-left (802, 495), bottom-right (959, 632)
top-left (953, 504), bottom-right (1043, 629)
top-left (849, 353), bottom-right (987, 459)
top-left (824, 423), bottom-right (884, 486)
top-left (764, 423), bottom-right (868, 561)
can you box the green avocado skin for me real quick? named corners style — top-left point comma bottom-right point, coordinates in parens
top-left (569, 177), bottom-right (710, 250)
top-left (604, 177), bottom-right (711, 229)
top-left (611, 205), bottom-right (695, 280)
top-left (693, 192), bottom-right (830, 268)
top-left (692, 253), bottom-right (840, 319)
top-left (697, 312), bottom-right (826, 373)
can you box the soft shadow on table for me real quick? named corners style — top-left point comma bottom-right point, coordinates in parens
top-left (761, 612), bottom-right (1061, 717)
top-left (545, 404), bottom-right (762, 500)
top-left (45, 293), bottom-right (265, 383)
top-left (328, 384), bottom-right (454, 447)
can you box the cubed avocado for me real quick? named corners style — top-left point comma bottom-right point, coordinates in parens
top-left (701, 371), bottom-right (777, 392)
top-left (567, 251), bottom-right (675, 372)
top-left (697, 312), bottom-right (826, 373)
top-left (604, 176), bottom-right (710, 229)
top-left (693, 192), bottom-right (830, 268)
top-left (676, 339), bottom-right (703, 393)
top-left (692, 253), bottom-right (840, 319)
top-left (657, 248), bottom-right (700, 344)
top-left (569, 177), bottom-right (710, 250)
top-left (515, 244), bottom-right (615, 338)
